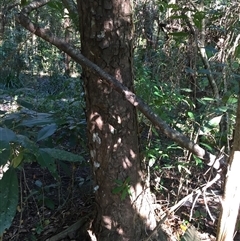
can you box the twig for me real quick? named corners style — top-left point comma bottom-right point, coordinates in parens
top-left (46, 214), bottom-right (91, 241)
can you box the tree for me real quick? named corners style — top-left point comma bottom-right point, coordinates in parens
top-left (15, 0), bottom-right (239, 240)
top-left (77, 1), bottom-right (156, 240)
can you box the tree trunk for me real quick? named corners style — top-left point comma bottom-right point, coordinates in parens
top-left (77, 1), bottom-right (156, 240)
top-left (216, 94), bottom-right (240, 241)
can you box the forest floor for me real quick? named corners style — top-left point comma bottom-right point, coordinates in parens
top-left (1, 79), bottom-right (239, 241)
top-left (3, 159), bottom-right (239, 241)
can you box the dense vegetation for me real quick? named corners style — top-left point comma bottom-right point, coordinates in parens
top-left (0, 0), bottom-right (240, 240)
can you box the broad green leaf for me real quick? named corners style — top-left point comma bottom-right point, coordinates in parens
top-left (227, 95), bottom-right (238, 104)
top-left (112, 186), bottom-right (124, 194)
top-left (121, 188), bottom-right (128, 200)
top-left (47, 1), bottom-right (64, 12)
top-left (0, 141), bottom-right (11, 166)
top-left (37, 123), bottom-right (58, 142)
top-left (18, 113), bottom-right (54, 127)
top-left (16, 135), bottom-right (39, 154)
top-left (0, 168), bottom-right (18, 235)
top-left (44, 197), bottom-right (55, 210)
top-left (41, 148), bottom-right (84, 163)
top-left (0, 127), bottom-right (17, 142)
top-left (12, 151), bottom-right (24, 168)
top-left (37, 149), bottom-right (59, 180)
top-left (193, 11), bottom-right (205, 29)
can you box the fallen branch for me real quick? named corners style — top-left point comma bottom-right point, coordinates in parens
top-left (46, 214), bottom-right (91, 241)
top-left (16, 0), bottom-right (226, 170)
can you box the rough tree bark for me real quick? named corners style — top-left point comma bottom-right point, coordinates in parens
top-left (77, 1), bottom-right (157, 240)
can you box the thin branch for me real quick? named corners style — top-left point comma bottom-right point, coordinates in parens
top-left (16, 2), bottom-right (226, 171)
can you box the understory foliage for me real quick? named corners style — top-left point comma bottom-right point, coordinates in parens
top-left (0, 0), bottom-right (240, 240)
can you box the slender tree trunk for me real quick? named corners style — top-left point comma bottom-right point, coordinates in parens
top-left (216, 94), bottom-right (240, 241)
top-left (77, 1), bottom-right (157, 240)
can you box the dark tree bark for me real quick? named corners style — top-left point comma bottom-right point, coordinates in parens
top-left (77, 1), bottom-right (156, 240)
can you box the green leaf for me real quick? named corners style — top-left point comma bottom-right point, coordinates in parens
top-left (37, 149), bottom-right (59, 180)
top-left (112, 186), bottom-right (124, 194)
top-left (234, 45), bottom-right (240, 58)
top-left (12, 151), bottom-right (24, 168)
top-left (44, 197), bottom-right (55, 210)
top-left (16, 135), bottom-right (39, 154)
top-left (0, 168), bottom-right (18, 235)
top-left (37, 123), bottom-right (58, 142)
top-left (18, 113), bottom-right (54, 127)
top-left (121, 188), bottom-right (128, 200)
top-left (47, 1), bottom-right (64, 12)
top-left (169, 32), bottom-right (188, 37)
top-left (187, 112), bottom-right (194, 120)
top-left (41, 148), bottom-right (84, 163)
top-left (0, 127), bottom-right (17, 142)
top-left (0, 141), bottom-right (11, 166)
top-left (16, 98), bottom-right (34, 109)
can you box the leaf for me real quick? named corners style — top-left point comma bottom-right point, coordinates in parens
top-left (44, 197), bottom-right (55, 210)
top-left (208, 115), bottom-right (222, 127)
top-left (0, 141), bottom-right (11, 166)
top-left (187, 112), bottom-right (194, 120)
top-left (181, 88), bottom-right (192, 93)
top-left (0, 127), bottom-right (17, 142)
top-left (181, 225), bottom-right (200, 241)
top-left (16, 135), bottom-right (39, 154)
top-left (37, 149), bottom-right (59, 180)
top-left (234, 45), bottom-right (240, 58)
top-left (47, 1), bottom-right (64, 12)
top-left (12, 151), bottom-right (24, 168)
top-left (112, 186), bottom-right (124, 194)
top-left (0, 168), bottom-right (18, 235)
top-left (41, 148), bottom-right (84, 163)
top-left (37, 123), bottom-right (58, 142)
top-left (169, 32), bottom-right (188, 37)
top-left (121, 188), bottom-right (128, 200)
top-left (16, 98), bottom-right (34, 109)
top-left (18, 113), bottom-right (54, 127)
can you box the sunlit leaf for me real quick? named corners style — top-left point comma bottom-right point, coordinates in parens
top-left (208, 115), bottom-right (222, 127)
top-left (12, 151), bottom-right (24, 168)
top-left (187, 112), bottom-right (194, 120)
